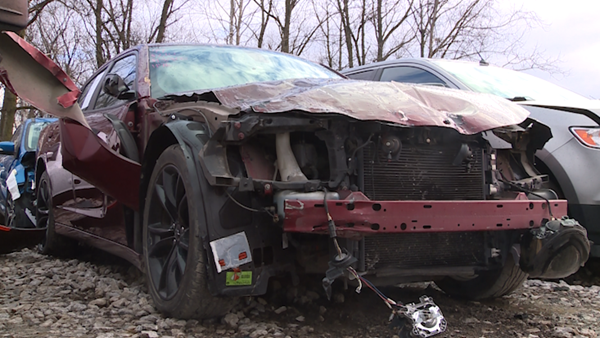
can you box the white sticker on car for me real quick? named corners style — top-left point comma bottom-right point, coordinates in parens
top-left (7, 169), bottom-right (20, 200)
top-left (209, 232), bottom-right (252, 273)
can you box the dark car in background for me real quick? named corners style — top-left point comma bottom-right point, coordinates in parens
top-left (0, 118), bottom-right (56, 228)
top-left (0, 32), bottom-right (590, 323)
top-left (343, 58), bottom-right (600, 257)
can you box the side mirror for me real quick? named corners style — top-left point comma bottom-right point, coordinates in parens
top-left (103, 74), bottom-right (135, 100)
top-left (0, 141), bottom-right (15, 155)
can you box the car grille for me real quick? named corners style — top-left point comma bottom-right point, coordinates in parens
top-left (362, 142), bottom-right (484, 200)
top-left (364, 232), bottom-right (486, 270)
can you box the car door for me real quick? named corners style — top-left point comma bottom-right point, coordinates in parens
top-left (60, 54), bottom-right (141, 244)
top-left (0, 32), bottom-right (141, 212)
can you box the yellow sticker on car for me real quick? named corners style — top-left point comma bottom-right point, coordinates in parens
top-left (225, 271), bottom-right (252, 286)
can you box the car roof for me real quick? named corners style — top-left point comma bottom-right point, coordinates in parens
top-left (343, 58), bottom-right (600, 112)
top-left (341, 58), bottom-right (438, 73)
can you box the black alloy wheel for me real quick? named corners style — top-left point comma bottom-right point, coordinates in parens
top-left (143, 144), bottom-right (232, 319)
top-left (5, 192), bottom-right (16, 227)
top-left (35, 174), bottom-right (51, 230)
top-left (36, 171), bottom-right (76, 255)
top-left (6, 190), bottom-right (34, 228)
top-left (145, 162), bottom-right (190, 300)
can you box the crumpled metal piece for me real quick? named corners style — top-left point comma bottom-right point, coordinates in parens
top-left (167, 78), bottom-right (530, 135)
top-left (392, 296), bottom-right (447, 338)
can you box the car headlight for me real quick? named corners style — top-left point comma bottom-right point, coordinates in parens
top-left (570, 127), bottom-right (600, 149)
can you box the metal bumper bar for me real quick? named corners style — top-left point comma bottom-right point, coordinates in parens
top-left (282, 192), bottom-right (567, 237)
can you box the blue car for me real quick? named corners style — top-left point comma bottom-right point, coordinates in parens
top-left (0, 118), bottom-right (57, 228)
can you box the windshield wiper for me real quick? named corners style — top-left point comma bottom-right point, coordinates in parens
top-left (507, 96), bottom-right (531, 102)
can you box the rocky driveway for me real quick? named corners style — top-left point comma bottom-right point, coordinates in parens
top-left (1, 248), bottom-right (599, 338)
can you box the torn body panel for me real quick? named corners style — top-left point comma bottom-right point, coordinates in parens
top-left (59, 119), bottom-right (140, 210)
top-left (0, 32), bottom-right (87, 127)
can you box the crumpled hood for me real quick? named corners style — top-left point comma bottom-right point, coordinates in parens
top-left (0, 32), bottom-right (529, 135)
top-left (168, 78), bottom-right (530, 134)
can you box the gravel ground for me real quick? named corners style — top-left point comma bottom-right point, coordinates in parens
top-left (1, 248), bottom-right (599, 338)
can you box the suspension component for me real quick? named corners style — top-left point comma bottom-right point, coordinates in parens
top-left (392, 296), bottom-right (447, 338)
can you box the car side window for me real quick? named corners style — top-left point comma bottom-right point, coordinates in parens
top-left (346, 69), bottom-right (377, 81)
top-left (79, 69), bottom-right (108, 111)
top-left (380, 66), bottom-right (446, 86)
top-left (94, 54), bottom-right (137, 110)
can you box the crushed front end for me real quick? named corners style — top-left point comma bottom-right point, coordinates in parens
top-left (161, 80), bottom-right (590, 304)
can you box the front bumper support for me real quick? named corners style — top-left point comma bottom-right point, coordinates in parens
top-left (282, 192), bottom-right (567, 237)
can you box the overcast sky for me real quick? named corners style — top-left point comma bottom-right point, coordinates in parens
top-left (509, 0), bottom-right (600, 99)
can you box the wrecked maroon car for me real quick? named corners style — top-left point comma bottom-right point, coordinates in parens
top-left (0, 32), bottom-right (590, 323)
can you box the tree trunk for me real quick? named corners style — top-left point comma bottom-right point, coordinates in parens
top-left (0, 90), bottom-right (17, 141)
top-left (376, 0), bottom-right (383, 61)
top-left (0, 27), bottom-right (26, 140)
top-left (228, 0), bottom-right (235, 44)
top-left (156, 0), bottom-right (174, 43)
top-left (428, 0), bottom-right (439, 58)
top-left (94, 0), bottom-right (104, 67)
top-left (281, 0), bottom-right (293, 53)
top-left (236, 0), bottom-right (243, 45)
top-left (339, 0), bottom-right (353, 68)
top-left (256, 0), bottom-right (271, 48)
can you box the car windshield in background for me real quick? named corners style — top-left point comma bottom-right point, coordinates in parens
top-left (149, 45), bottom-right (340, 98)
top-left (431, 59), bottom-right (588, 103)
top-left (24, 121), bottom-right (51, 152)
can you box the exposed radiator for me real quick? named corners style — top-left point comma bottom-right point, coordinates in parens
top-left (362, 142), bottom-right (484, 200)
top-left (364, 232), bottom-right (486, 270)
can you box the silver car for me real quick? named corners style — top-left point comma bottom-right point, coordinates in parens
top-left (343, 59), bottom-right (600, 257)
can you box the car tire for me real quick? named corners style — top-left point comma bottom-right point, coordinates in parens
top-left (4, 192), bottom-right (16, 227)
top-left (435, 257), bottom-right (527, 300)
top-left (36, 171), bottom-right (77, 255)
top-left (5, 191), bottom-right (33, 228)
top-left (143, 144), bottom-right (232, 319)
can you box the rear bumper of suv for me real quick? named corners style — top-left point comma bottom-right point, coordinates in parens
top-left (569, 203), bottom-right (600, 256)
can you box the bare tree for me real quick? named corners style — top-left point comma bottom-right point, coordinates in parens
top-left (252, 0), bottom-right (271, 48)
top-left (27, 1), bottom-right (92, 83)
top-left (370, 0), bottom-right (415, 61)
top-left (75, 0), bottom-right (183, 67)
top-left (253, 0), bottom-right (323, 55)
top-left (0, 90), bottom-right (19, 141)
top-left (333, 0), bottom-right (413, 67)
top-left (407, 0), bottom-right (558, 71)
top-left (150, 0), bottom-right (174, 43)
top-left (335, 0), bottom-right (357, 67)
top-left (1, 0), bottom-right (60, 140)
top-left (314, 0), bottom-right (343, 68)
top-left (253, 0), bottom-right (298, 52)
top-left (198, 0), bottom-right (255, 45)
